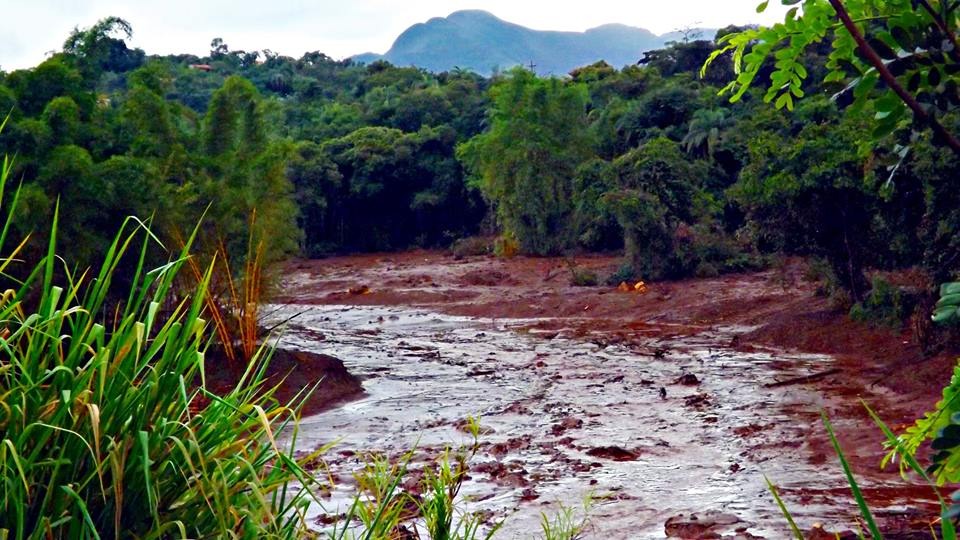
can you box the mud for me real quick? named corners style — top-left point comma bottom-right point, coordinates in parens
top-left (270, 251), bottom-right (954, 538)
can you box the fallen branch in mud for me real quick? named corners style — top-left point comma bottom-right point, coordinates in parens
top-left (764, 368), bottom-right (842, 388)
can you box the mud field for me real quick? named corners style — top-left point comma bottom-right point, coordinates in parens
top-left (269, 251), bottom-right (952, 538)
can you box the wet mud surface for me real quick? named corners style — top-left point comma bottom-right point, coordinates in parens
top-left (269, 251), bottom-right (953, 538)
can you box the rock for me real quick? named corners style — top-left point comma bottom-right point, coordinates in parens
top-left (585, 446), bottom-right (640, 461)
top-left (664, 511), bottom-right (744, 539)
top-left (519, 487), bottom-right (539, 501)
top-left (807, 524), bottom-right (858, 539)
top-left (347, 284), bottom-right (371, 295)
top-left (550, 417), bottom-right (583, 435)
top-left (677, 373), bottom-right (700, 385)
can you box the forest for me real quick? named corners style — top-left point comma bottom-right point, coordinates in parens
top-left (4, 1), bottom-right (960, 537)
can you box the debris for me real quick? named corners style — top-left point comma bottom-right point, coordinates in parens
top-left (550, 417), bottom-right (583, 435)
top-left (676, 373), bottom-right (700, 386)
top-left (764, 368), bottom-right (842, 388)
top-left (347, 285), bottom-right (371, 295)
top-left (664, 511), bottom-right (744, 539)
top-left (586, 446), bottom-right (640, 461)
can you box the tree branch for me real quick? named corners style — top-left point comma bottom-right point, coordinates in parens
top-left (916, 0), bottom-right (960, 60)
top-left (828, 0), bottom-right (960, 156)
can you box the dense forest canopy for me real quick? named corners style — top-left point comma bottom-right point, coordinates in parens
top-left (2, 14), bottom-right (959, 315)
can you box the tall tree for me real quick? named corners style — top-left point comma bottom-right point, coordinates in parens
top-left (457, 68), bottom-right (593, 255)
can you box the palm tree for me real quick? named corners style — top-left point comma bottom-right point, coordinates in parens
top-left (682, 108), bottom-right (732, 158)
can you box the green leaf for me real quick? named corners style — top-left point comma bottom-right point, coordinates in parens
top-left (757, 0), bottom-right (770, 13)
top-left (822, 412), bottom-right (884, 540)
top-left (868, 37), bottom-right (898, 60)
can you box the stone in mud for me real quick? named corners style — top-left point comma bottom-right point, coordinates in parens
top-left (585, 446), bottom-right (640, 461)
top-left (664, 511), bottom-right (744, 539)
top-left (807, 524), bottom-right (858, 539)
top-left (676, 373), bottom-right (700, 385)
top-left (519, 487), bottom-right (539, 501)
top-left (550, 416), bottom-right (583, 435)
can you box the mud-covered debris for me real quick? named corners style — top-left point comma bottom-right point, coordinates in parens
top-left (347, 285), bottom-right (371, 295)
top-left (664, 511), bottom-right (744, 539)
top-left (550, 416), bottom-right (583, 435)
top-left (807, 524), bottom-right (858, 539)
top-left (677, 373), bottom-right (700, 386)
top-left (604, 374), bottom-right (625, 383)
top-left (519, 487), bottom-right (539, 501)
top-left (466, 367), bottom-right (496, 377)
top-left (315, 512), bottom-right (346, 526)
top-left (585, 446), bottom-right (640, 461)
top-left (684, 393), bottom-right (711, 408)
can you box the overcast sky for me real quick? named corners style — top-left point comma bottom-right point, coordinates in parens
top-left (1, 1), bottom-right (789, 71)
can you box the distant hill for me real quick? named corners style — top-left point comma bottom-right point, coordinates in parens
top-left (351, 10), bottom-right (713, 76)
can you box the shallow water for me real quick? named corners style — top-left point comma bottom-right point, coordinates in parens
top-left (268, 303), bottom-right (928, 538)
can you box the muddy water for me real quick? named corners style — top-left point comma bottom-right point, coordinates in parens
top-left (269, 303), bottom-right (924, 538)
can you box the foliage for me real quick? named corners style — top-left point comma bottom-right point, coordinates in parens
top-left (601, 137), bottom-right (705, 280)
top-left (849, 276), bottom-right (916, 328)
top-left (705, 0), bottom-right (960, 168)
top-left (0, 154), bottom-right (315, 538)
top-left (458, 68), bottom-right (594, 255)
top-left (769, 408), bottom-right (957, 540)
top-left (538, 497), bottom-right (593, 540)
top-left (327, 418), bottom-right (502, 540)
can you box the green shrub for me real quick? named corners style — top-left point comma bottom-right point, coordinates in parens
top-left (569, 267), bottom-right (600, 287)
top-left (605, 263), bottom-right (639, 286)
top-left (849, 276), bottom-right (916, 329)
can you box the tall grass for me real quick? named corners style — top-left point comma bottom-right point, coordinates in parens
top-left (0, 146), bottom-right (317, 538)
top-left (766, 407), bottom-right (957, 540)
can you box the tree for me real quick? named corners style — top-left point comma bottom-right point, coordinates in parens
top-left (682, 108), bottom-right (732, 158)
top-left (457, 68), bottom-right (594, 255)
top-left (705, 0), bottom-right (960, 163)
top-left (603, 137), bottom-right (703, 279)
top-left (42, 96), bottom-right (81, 145)
top-left (63, 17), bottom-right (143, 77)
top-left (198, 76), bottom-right (299, 264)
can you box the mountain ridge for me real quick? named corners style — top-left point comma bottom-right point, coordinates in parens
top-left (352, 10), bottom-right (713, 75)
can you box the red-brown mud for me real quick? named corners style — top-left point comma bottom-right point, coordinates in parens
top-left (272, 251), bottom-right (955, 538)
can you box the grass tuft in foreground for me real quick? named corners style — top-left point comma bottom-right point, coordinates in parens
top-left (0, 148), bottom-right (317, 538)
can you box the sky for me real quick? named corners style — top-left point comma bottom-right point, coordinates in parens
top-left (0, 1), bottom-right (789, 71)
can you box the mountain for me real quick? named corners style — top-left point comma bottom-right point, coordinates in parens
top-left (352, 10), bottom-right (713, 76)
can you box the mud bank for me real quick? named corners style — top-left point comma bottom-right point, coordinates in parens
top-left (272, 251), bottom-right (952, 538)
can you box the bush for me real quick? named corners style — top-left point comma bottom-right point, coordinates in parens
top-left (570, 267), bottom-right (600, 286)
top-left (849, 276), bottom-right (917, 329)
top-left (605, 262), bottom-right (640, 285)
top-left (451, 235), bottom-right (493, 258)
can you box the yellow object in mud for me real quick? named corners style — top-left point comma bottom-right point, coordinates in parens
top-left (634, 281), bottom-right (648, 293)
